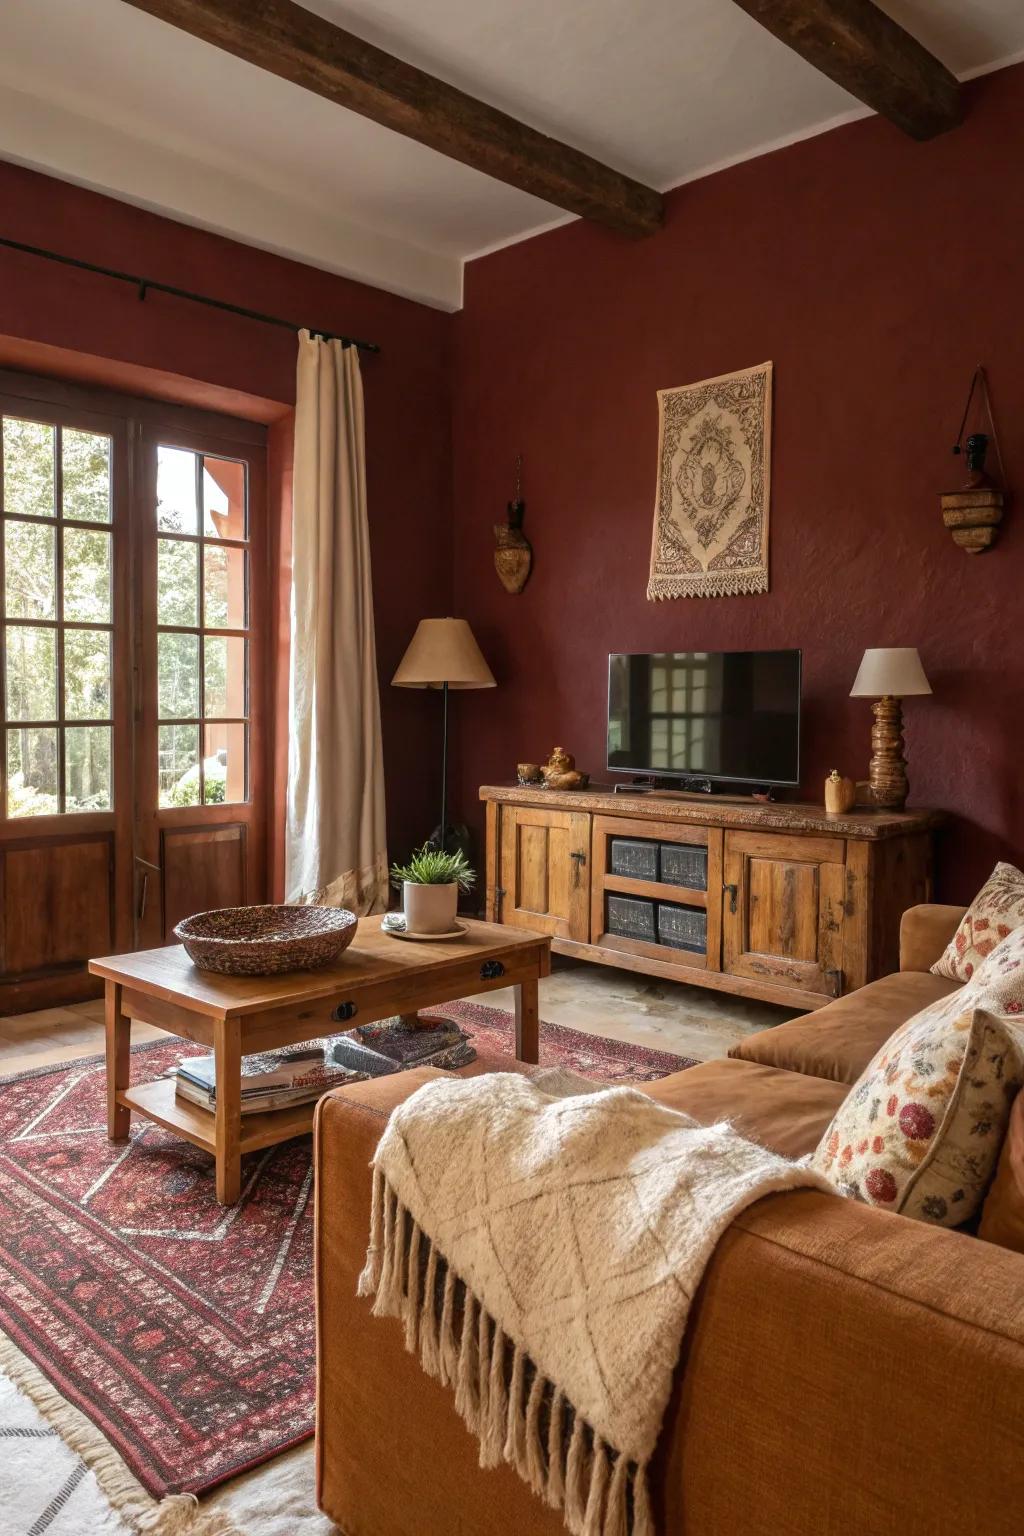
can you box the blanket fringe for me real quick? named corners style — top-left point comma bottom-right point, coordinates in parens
top-left (365, 1180), bottom-right (652, 1536)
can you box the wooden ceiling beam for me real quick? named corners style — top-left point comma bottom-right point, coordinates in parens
top-left (729, 0), bottom-right (961, 140)
top-left (118, 0), bottom-right (663, 237)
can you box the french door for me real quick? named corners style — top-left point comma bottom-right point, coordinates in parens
top-left (0, 374), bottom-right (267, 1013)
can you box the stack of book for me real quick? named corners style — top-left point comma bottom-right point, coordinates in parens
top-left (330, 1015), bottom-right (476, 1077)
top-left (174, 1043), bottom-right (367, 1115)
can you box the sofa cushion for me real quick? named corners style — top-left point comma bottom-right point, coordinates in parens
top-left (957, 924), bottom-right (1024, 1015)
top-left (810, 1004), bottom-right (1024, 1227)
top-left (729, 970), bottom-right (961, 1084)
top-left (932, 861), bottom-right (1024, 982)
top-left (458, 1051), bottom-right (841, 1159)
top-left (641, 1056), bottom-right (846, 1160)
top-left (979, 1089), bottom-right (1024, 1253)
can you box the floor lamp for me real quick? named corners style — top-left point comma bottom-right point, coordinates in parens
top-left (392, 618), bottom-right (496, 852)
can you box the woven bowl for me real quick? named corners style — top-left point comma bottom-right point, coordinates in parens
top-left (174, 904), bottom-right (358, 976)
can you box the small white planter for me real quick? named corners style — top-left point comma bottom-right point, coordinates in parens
top-left (403, 880), bottom-right (458, 935)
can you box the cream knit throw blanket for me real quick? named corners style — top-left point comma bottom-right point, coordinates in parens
top-left (358, 1072), bottom-right (829, 1536)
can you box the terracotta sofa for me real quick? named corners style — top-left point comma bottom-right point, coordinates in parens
top-left (313, 905), bottom-right (1024, 1536)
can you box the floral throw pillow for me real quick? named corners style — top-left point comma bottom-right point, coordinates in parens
top-left (810, 1002), bottom-right (1023, 1227)
top-left (959, 924), bottom-right (1024, 1017)
top-left (932, 861), bottom-right (1024, 982)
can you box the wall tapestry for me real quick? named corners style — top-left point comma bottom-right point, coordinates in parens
top-left (647, 360), bottom-right (773, 600)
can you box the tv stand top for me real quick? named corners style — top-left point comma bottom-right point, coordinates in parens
top-left (613, 778), bottom-right (777, 803)
top-left (479, 783), bottom-right (943, 841)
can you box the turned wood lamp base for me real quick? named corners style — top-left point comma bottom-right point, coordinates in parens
top-left (851, 649), bottom-right (931, 815)
top-left (867, 695), bottom-right (909, 810)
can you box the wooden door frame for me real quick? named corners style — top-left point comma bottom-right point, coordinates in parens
top-left (134, 419), bottom-right (269, 947)
top-left (588, 814), bottom-right (717, 971)
top-left (0, 369), bottom-right (269, 1010)
top-left (721, 829), bottom-right (846, 998)
top-left (498, 804), bottom-right (590, 941)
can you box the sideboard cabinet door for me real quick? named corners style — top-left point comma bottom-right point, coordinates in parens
top-left (498, 807), bottom-right (590, 941)
top-left (721, 830), bottom-right (846, 997)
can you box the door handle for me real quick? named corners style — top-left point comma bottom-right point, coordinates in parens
top-left (723, 882), bottom-right (738, 915)
top-left (135, 857), bottom-right (161, 925)
top-left (570, 850), bottom-right (587, 888)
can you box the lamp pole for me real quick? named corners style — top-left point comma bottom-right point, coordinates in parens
top-left (391, 619), bottom-right (495, 853)
top-left (439, 679), bottom-right (449, 853)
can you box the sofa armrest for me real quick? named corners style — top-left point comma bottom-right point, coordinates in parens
top-left (313, 1064), bottom-right (1024, 1536)
top-left (899, 903), bottom-right (966, 972)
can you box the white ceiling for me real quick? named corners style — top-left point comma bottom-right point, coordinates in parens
top-left (1, 0), bottom-right (1022, 311)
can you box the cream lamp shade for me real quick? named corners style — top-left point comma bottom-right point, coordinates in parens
top-left (850, 647), bottom-right (931, 698)
top-left (392, 618), bottom-right (496, 690)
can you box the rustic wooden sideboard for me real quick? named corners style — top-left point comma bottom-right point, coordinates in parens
top-left (480, 785), bottom-right (943, 1011)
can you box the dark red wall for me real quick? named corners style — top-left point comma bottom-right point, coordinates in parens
top-left (0, 160), bottom-right (453, 870)
top-left (451, 62), bottom-right (1024, 902)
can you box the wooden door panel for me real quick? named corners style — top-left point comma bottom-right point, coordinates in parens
top-left (0, 835), bottom-right (113, 976)
top-left (499, 807), bottom-right (589, 940)
top-left (517, 823), bottom-right (549, 914)
top-left (546, 826), bottom-right (572, 919)
top-left (162, 824), bottom-right (246, 940)
top-left (723, 830), bottom-right (845, 997)
top-left (818, 860), bottom-right (847, 982)
top-left (0, 383), bottom-right (132, 1011)
top-left (747, 858), bottom-right (819, 962)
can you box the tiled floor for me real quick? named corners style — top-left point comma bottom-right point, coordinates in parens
top-left (0, 956), bottom-right (793, 1075)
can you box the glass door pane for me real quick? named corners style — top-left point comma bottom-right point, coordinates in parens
top-left (155, 448), bottom-right (249, 808)
top-left (1, 414), bottom-right (114, 817)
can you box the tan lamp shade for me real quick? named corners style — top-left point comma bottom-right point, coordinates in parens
top-left (391, 618), bottom-right (496, 690)
top-left (850, 647), bottom-right (931, 699)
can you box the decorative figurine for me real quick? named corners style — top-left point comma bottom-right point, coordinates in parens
top-left (824, 769), bottom-right (856, 815)
top-left (494, 453), bottom-right (533, 594)
top-left (540, 747), bottom-right (589, 792)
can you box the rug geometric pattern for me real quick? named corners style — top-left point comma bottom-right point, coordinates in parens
top-left (0, 1002), bottom-right (693, 1498)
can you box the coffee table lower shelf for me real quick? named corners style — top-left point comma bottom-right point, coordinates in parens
top-left (117, 1079), bottom-right (318, 1157)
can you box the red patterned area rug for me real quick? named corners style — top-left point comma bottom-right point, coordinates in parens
top-left (0, 1001), bottom-right (695, 1498)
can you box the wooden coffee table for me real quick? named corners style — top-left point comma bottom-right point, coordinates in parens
top-left (90, 916), bottom-right (550, 1204)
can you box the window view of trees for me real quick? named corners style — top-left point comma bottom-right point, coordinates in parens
top-left (155, 445), bottom-right (247, 808)
top-left (2, 417), bottom-right (112, 816)
top-left (1, 415), bottom-right (249, 819)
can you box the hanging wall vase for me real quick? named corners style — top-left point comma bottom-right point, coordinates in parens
top-left (940, 368), bottom-right (1007, 554)
top-left (494, 454), bottom-right (533, 594)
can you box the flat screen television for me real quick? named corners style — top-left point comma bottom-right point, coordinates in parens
top-left (607, 649), bottom-right (801, 788)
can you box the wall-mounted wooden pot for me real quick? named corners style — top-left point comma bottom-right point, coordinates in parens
top-left (940, 433), bottom-right (1004, 553)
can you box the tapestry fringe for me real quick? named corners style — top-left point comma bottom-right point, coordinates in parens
top-left (647, 570), bottom-right (769, 601)
top-left (357, 1168), bottom-right (654, 1536)
top-left (0, 1332), bottom-right (244, 1535)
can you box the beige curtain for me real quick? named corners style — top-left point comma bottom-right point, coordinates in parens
top-left (286, 331), bottom-right (388, 911)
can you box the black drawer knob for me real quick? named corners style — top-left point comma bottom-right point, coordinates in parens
top-left (480, 960), bottom-right (505, 980)
top-left (331, 1001), bottom-right (358, 1022)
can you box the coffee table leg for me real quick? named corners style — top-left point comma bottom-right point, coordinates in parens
top-left (214, 1018), bottom-right (242, 1205)
top-left (105, 981), bottom-right (131, 1141)
top-left (515, 976), bottom-right (540, 1064)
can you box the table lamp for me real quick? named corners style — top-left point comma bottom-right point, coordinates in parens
top-left (850, 647), bottom-right (931, 810)
top-left (392, 618), bottom-right (495, 851)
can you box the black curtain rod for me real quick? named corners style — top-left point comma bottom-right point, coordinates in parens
top-left (0, 235), bottom-right (380, 355)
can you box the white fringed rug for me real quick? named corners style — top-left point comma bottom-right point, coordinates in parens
top-left (0, 1370), bottom-right (128, 1535)
top-left (0, 1335), bottom-right (336, 1536)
